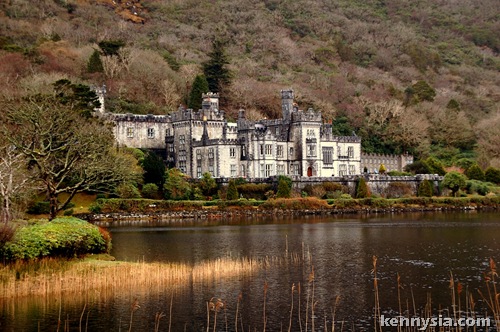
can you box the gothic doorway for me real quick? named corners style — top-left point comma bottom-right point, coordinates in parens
top-left (307, 167), bottom-right (313, 177)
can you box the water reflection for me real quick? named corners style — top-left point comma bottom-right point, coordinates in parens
top-left (1, 211), bottom-right (499, 331)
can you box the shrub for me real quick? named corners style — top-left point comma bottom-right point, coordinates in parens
top-left (0, 222), bottom-right (16, 254)
top-left (454, 158), bottom-right (475, 170)
top-left (226, 179), bottom-right (239, 200)
top-left (464, 164), bottom-right (485, 181)
top-left (418, 180), bottom-right (434, 197)
top-left (311, 185), bottom-right (326, 198)
top-left (355, 178), bottom-right (370, 198)
top-left (442, 171), bottom-right (467, 197)
top-left (63, 209), bottom-right (74, 216)
top-left (198, 172), bottom-right (218, 198)
top-left (466, 180), bottom-right (490, 196)
top-left (276, 176), bottom-right (292, 198)
top-left (384, 182), bottom-right (413, 198)
top-left (2, 217), bottom-right (109, 261)
top-left (27, 201), bottom-right (50, 215)
top-left (261, 197), bottom-right (329, 210)
top-left (379, 164), bottom-right (387, 174)
top-left (425, 157), bottom-right (446, 176)
top-left (141, 183), bottom-right (159, 199)
top-left (163, 168), bottom-right (192, 200)
top-left (323, 182), bottom-right (348, 192)
top-left (116, 183), bottom-right (141, 199)
top-left (485, 167), bottom-right (500, 184)
top-left (237, 183), bottom-right (271, 199)
top-left (405, 160), bottom-right (431, 174)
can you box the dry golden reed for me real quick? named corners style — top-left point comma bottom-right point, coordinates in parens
top-left (0, 256), bottom-right (262, 299)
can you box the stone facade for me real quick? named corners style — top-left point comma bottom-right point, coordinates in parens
top-left (104, 89), bottom-right (416, 180)
top-left (361, 152), bottom-right (414, 173)
top-left (165, 90), bottom-right (362, 178)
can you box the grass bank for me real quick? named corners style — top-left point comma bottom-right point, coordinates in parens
top-left (84, 196), bottom-right (500, 218)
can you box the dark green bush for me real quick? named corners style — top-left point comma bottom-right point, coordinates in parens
top-left (141, 183), bottom-right (159, 199)
top-left (418, 180), bottom-right (434, 197)
top-left (276, 176), bottom-right (292, 198)
top-left (27, 201), bottom-right (50, 215)
top-left (227, 179), bottom-right (239, 200)
top-left (464, 164), bottom-right (485, 181)
top-left (63, 209), bottom-right (74, 216)
top-left (2, 217), bottom-right (109, 261)
top-left (466, 180), bottom-right (490, 196)
top-left (485, 167), bottom-right (500, 184)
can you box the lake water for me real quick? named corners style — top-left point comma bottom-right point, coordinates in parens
top-left (1, 211), bottom-right (500, 331)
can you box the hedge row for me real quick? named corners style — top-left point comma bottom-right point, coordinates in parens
top-left (88, 196), bottom-right (500, 214)
top-left (89, 198), bottom-right (205, 213)
top-left (327, 196), bottom-right (500, 209)
top-left (2, 217), bottom-right (110, 261)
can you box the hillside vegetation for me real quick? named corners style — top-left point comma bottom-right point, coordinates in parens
top-left (0, 0), bottom-right (498, 167)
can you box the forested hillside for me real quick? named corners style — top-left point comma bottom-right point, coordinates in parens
top-left (1, 0), bottom-right (498, 167)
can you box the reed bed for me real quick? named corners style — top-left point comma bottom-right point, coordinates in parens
top-left (0, 256), bottom-right (268, 299)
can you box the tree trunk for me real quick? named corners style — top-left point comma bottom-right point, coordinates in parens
top-left (49, 192), bottom-right (58, 221)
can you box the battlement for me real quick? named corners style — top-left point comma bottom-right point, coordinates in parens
top-left (291, 108), bottom-right (322, 122)
top-left (170, 106), bottom-right (225, 122)
top-left (107, 113), bottom-right (170, 123)
top-left (192, 138), bottom-right (239, 147)
top-left (332, 136), bottom-right (361, 143)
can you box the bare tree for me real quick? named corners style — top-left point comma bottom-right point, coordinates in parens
top-left (5, 95), bottom-right (142, 220)
top-left (0, 140), bottom-right (36, 223)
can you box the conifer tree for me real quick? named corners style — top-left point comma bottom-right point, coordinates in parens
top-left (188, 75), bottom-right (209, 110)
top-left (276, 176), bottom-right (292, 198)
top-left (226, 179), bottom-right (239, 200)
top-left (87, 50), bottom-right (104, 73)
top-left (417, 179), bottom-right (433, 197)
top-left (355, 178), bottom-right (370, 198)
top-left (464, 164), bottom-right (485, 181)
top-left (485, 167), bottom-right (500, 184)
top-left (203, 39), bottom-right (232, 94)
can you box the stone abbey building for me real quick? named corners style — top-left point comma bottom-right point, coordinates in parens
top-left (107, 90), bottom-right (364, 179)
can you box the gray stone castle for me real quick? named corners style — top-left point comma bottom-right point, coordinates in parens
top-left (105, 90), bottom-right (366, 179)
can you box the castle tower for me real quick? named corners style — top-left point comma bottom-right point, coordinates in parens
top-left (281, 89), bottom-right (294, 122)
top-left (202, 92), bottom-right (220, 110)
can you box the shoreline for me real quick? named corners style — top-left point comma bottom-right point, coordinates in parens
top-left (78, 197), bottom-right (500, 223)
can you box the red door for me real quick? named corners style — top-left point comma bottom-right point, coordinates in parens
top-left (307, 167), bottom-right (313, 177)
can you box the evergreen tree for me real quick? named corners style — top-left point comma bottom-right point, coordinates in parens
top-left (276, 176), bottom-right (292, 198)
top-left (442, 171), bottom-right (467, 197)
top-left (226, 179), bottom-right (239, 200)
top-left (87, 50), bottom-right (104, 73)
top-left (98, 40), bottom-right (125, 56)
top-left (142, 150), bottom-right (166, 188)
top-left (141, 183), bottom-right (159, 199)
top-left (163, 168), bottom-right (191, 200)
top-left (203, 39), bottom-right (232, 93)
top-left (52, 79), bottom-right (100, 117)
top-left (417, 179), bottom-right (433, 197)
top-left (355, 177), bottom-right (370, 198)
top-left (425, 157), bottom-right (446, 176)
top-left (405, 160), bottom-right (431, 174)
top-left (188, 75), bottom-right (209, 110)
top-left (485, 167), bottom-right (500, 184)
top-left (464, 164), bottom-right (485, 181)
top-left (199, 172), bottom-right (217, 198)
